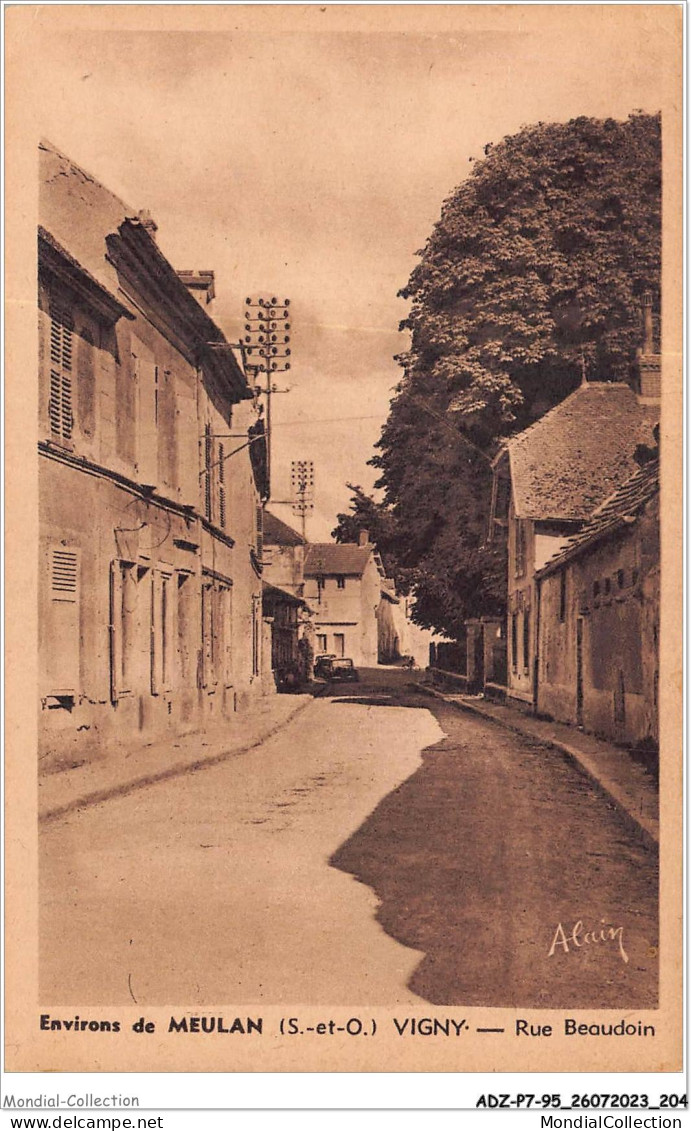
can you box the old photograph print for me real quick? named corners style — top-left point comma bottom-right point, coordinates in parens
top-left (4, 3), bottom-right (682, 1073)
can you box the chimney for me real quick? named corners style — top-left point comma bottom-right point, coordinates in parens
top-left (177, 270), bottom-right (216, 308)
top-left (137, 209), bottom-right (158, 240)
top-left (637, 291), bottom-right (661, 404)
top-left (359, 529), bottom-right (370, 547)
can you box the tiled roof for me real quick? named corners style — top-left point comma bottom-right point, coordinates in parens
top-left (262, 581), bottom-right (306, 607)
top-left (263, 511), bottom-right (306, 546)
top-left (537, 456), bottom-right (659, 577)
top-left (503, 382), bottom-right (658, 521)
top-left (304, 542), bottom-right (374, 577)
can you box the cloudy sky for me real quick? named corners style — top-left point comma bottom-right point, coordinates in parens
top-left (17, 4), bottom-right (673, 536)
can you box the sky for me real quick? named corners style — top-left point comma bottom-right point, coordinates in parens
top-left (19, 4), bottom-right (672, 537)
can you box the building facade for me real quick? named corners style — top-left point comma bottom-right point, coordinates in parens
top-left (303, 534), bottom-right (384, 666)
top-left (535, 456), bottom-right (659, 748)
top-left (38, 140), bottom-right (267, 773)
top-left (489, 381), bottom-right (658, 710)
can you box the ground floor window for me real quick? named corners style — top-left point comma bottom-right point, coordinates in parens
top-left (317, 634), bottom-right (328, 653)
top-left (333, 632), bottom-right (345, 657)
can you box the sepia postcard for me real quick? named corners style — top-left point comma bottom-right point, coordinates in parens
top-left (3, 3), bottom-right (683, 1079)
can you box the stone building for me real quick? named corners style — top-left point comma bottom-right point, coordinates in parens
top-left (38, 140), bottom-right (267, 773)
top-left (303, 533), bottom-right (384, 666)
top-left (489, 380), bottom-right (658, 710)
top-left (261, 511), bottom-right (311, 686)
top-left (535, 455), bottom-right (659, 748)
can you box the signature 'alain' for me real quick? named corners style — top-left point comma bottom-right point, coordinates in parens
top-left (548, 919), bottom-right (628, 963)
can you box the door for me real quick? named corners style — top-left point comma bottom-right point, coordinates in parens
top-left (576, 618), bottom-right (584, 727)
top-left (334, 633), bottom-right (345, 657)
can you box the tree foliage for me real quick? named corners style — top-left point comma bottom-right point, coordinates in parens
top-left (361, 112), bottom-right (661, 639)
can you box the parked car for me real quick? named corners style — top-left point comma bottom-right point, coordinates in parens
top-left (326, 658), bottom-right (360, 683)
top-left (313, 654), bottom-right (337, 679)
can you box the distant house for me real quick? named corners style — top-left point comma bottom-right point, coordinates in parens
top-left (262, 511), bottom-right (307, 596)
top-left (490, 381), bottom-right (658, 709)
top-left (304, 532), bottom-right (384, 665)
top-left (262, 511), bottom-right (311, 686)
top-left (535, 454), bottom-right (659, 748)
top-left (376, 580), bottom-right (404, 663)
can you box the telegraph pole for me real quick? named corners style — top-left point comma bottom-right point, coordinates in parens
top-left (291, 460), bottom-right (315, 542)
top-left (243, 297), bottom-right (291, 488)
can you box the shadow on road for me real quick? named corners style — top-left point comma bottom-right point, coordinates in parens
top-left (329, 692), bottom-right (658, 1010)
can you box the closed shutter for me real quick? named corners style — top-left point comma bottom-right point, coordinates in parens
top-left (256, 504), bottom-right (263, 558)
top-left (49, 307), bottom-right (74, 443)
top-left (50, 548), bottom-right (78, 602)
top-left (45, 546), bottom-right (80, 695)
top-left (218, 444), bottom-right (227, 528)
top-left (204, 424), bottom-right (212, 520)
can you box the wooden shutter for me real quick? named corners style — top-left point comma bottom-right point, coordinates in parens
top-left (50, 548), bottom-right (78, 602)
top-left (256, 505), bottom-right (263, 558)
top-left (49, 307), bottom-right (74, 443)
top-left (218, 443), bottom-right (227, 528)
top-left (204, 424), bottom-right (212, 520)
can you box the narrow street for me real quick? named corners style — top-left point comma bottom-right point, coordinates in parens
top-left (40, 669), bottom-right (658, 1010)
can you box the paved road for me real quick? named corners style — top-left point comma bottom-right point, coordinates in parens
top-left (40, 669), bottom-right (658, 1008)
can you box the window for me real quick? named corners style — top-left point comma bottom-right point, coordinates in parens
top-left (251, 594), bottom-right (261, 676)
top-left (593, 580), bottom-right (601, 599)
top-left (48, 306), bottom-right (74, 444)
top-left (522, 609), bottom-right (531, 674)
top-left (132, 337), bottom-right (157, 486)
top-left (515, 519), bottom-right (527, 577)
top-left (617, 569), bottom-right (625, 590)
top-left (511, 613), bottom-right (518, 672)
top-left (559, 570), bottom-right (567, 622)
top-left (604, 577), bottom-right (611, 596)
top-left (109, 561), bottom-right (151, 700)
top-left (317, 634), bottom-right (328, 653)
top-left (334, 633), bottom-right (345, 657)
top-left (336, 575), bottom-right (346, 589)
top-left (176, 573), bottom-right (195, 686)
top-left (151, 571), bottom-right (174, 695)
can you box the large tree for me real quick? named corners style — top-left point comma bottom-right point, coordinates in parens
top-left (367, 112), bottom-right (661, 637)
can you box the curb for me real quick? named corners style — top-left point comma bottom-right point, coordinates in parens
top-left (39, 690), bottom-right (325, 825)
top-left (415, 682), bottom-right (659, 852)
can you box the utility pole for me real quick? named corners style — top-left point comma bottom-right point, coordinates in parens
top-left (243, 297), bottom-right (291, 489)
top-left (291, 460), bottom-right (314, 542)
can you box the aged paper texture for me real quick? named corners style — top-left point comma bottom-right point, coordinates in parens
top-left (4, 3), bottom-right (683, 1074)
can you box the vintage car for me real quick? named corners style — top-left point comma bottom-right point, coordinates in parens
top-left (313, 653), bottom-right (337, 679)
top-left (324, 657), bottom-right (360, 683)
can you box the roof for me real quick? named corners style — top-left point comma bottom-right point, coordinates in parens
top-left (498, 382), bottom-right (658, 521)
top-left (39, 139), bottom-right (250, 402)
top-left (537, 456), bottom-right (659, 578)
top-left (304, 542), bottom-right (375, 577)
top-left (262, 581), bottom-right (306, 607)
top-left (263, 511), bottom-right (306, 547)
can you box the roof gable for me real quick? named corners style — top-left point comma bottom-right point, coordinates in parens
top-left (505, 382), bottom-right (658, 521)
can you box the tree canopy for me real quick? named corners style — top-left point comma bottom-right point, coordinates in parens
top-left (335, 112), bottom-right (661, 638)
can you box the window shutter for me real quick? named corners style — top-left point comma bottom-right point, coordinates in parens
top-left (256, 505), bottom-right (263, 558)
top-left (50, 548), bottom-right (78, 602)
top-left (218, 443), bottom-right (227, 528)
top-left (204, 423), bottom-right (212, 520)
top-left (49, 308), bottom-right (74, 443)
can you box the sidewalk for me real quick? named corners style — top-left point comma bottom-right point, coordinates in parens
top-left (416, 681), bottom-right (659, 849)
top-left (39, 690), bottom-right (321, 824)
